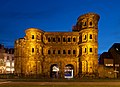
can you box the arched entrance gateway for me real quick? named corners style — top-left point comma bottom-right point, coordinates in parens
top-left (64, 64), bottom-right (74, 78)
top-left (50, 64), bottom-right (59, 78)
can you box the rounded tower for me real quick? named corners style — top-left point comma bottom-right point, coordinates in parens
top-left (23, 28), bottom-right (44, 77)
top-left (75, 13), bottom-right (100, 76)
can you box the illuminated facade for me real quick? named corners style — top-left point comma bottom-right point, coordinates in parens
top-left (0, 44), bottom-right (14, 73)
top-left (3, 50), bottom-right (14, 73)
top-left (14, 13), bottom-right (100, 78)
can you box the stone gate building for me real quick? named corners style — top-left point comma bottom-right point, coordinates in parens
top-left (14, 12), bottom-right (100, 78)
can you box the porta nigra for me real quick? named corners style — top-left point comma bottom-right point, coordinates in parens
top-left (14, 13), bottom-right (100, 78)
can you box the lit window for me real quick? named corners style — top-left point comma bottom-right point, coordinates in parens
top-left (116, 48), bottom-right (119, 51)
top-left (90, 34), bottom-right (92, 39)
top-left (90, 48), bottom-right (92, 52)
top-left (12, 62), bottom-right (14, 67)
top-left (32, 35), bottom-right (34, 39)
top-left (6, 62), bottom-right (10, 67)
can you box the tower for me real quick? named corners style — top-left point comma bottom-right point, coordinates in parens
top-left (73, 13), bottom-right (100, 76)
top-left (14, 28), bottom-right (44, 77)
top-left (24, 28), bottom-right (44, 76)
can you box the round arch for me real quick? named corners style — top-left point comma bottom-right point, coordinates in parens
top-left (50, 64), bottom-right (59, 78)
top-left (64, 64), bottom-right (74, 78)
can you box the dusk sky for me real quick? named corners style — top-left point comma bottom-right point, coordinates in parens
top-left (0, 0), bottom-right (120, 54)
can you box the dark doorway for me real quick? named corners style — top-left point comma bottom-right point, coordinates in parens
top-left (50, 64), bottom-right (59, 78)
top-left (64, 64), bottom-right (74, 78)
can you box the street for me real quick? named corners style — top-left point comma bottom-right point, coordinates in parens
top-left (1, 81), bottom-right (120, 86)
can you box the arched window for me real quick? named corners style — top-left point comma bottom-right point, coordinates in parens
top-left (90, 22), bottom-right (92, 26)
top-left (32, 48), bottom-right (34, 53)
top-left (84, 35), bottom-right (87, 40)
top-left (73, 50), bottom-right (76, 54)
top-left (32, 35), bottom-right (34, 39)
top-left (68, 50), bottom-right (71, 54)
top-left (68, 38), bottom-right (71, 42)
top-left (90, 34), bottom-right (92, 39)
top-left (58, 50), bottom-right (60, 54)
top-left (90, 48), bottom-right (92, 52)
top-left (73, 38), bottom-right (76, 42)
top-left (63, 50), bottom-right (66, 54)
top-left (85, 48), bottom-right (86, 53)
top-left (48, 37), bottom-right (51, 42)
top-left (53, 38), bottom-right (55, 42)
top-left (63, 37), bottom-right (66, 42)
top-left (48, 50), bottom-right (51, 54)
top-left (58, 38), bottom-right (60, 42)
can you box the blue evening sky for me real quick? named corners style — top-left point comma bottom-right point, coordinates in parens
top-left (0, 0), bottom-right (119, 54)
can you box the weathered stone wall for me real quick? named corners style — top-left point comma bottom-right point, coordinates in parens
top-left (14, 13), bottom-right (100, 78)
